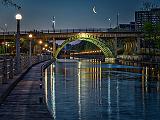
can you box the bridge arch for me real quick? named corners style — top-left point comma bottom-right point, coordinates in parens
top-left (54, 33), bottom-right (114, 59)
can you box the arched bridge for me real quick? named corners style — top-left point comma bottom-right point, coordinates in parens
top-left (0, 28), bottom-right (143, 61)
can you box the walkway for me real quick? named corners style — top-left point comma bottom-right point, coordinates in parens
top-left (0, 62), bottom-right (52, 120)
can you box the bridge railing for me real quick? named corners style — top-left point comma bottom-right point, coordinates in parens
top-left (0, 28), bottom-right (138, 35)
top-left (0, 55), bottom-right (51, 85)
top-left (40, 28), bottom-right (117, 34)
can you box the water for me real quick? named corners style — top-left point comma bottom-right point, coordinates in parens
top-left (44, 59), bottom-right (160, 120)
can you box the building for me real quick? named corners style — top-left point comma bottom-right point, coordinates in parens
top-left (108, 22), bottom-right (135, 32)
top-left (119, 22), bottom-right (136, 31)
top-left (135, 8), bottom-right (160, 31)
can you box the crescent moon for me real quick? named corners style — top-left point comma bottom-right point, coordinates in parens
top-left (93, 6), bottom-right (97, 14)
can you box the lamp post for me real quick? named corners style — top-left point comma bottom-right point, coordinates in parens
top-left (15, 13), bottom-right (22, 74)
top-left (52, 16), bottom-right (55, 32)
top-left (38, 40), bottom-right (43, 54)
top-left (52, 16), bottom-right (56, 58)
top-left (4, 24), bottom-right (7, 53)
top-left (108, 18), bottom-right (111, 28)
top-left (29, 34), bottom-right (32, 66)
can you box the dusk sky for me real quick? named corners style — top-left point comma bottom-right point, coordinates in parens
top-left (0, 0), bottom-right (160, 31)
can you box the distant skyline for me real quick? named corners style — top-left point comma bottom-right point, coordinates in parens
top-left (0, 0), bottom-right (160, 31)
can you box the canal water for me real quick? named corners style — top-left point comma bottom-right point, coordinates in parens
top-left (44, 59), bottom-right (160, 120)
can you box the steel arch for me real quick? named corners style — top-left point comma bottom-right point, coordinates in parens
top-left (54, 33), bottom-right (114, 59)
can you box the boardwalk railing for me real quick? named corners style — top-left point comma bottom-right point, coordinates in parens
top-left (0, 55), bottom-right (51, 85)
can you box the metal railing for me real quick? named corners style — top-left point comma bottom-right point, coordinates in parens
top-left (0, 28), bottom-right (140, 35)
top-left (0, 55), bottom-right (51, 85)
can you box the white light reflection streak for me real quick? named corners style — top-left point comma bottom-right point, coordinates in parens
top-left (50, 65), bottom-right (53, 99)
top-left (145, 67), bottom-right (148, 92)
top-left (142, 67), bottom-right (145, 118)
top-left (116, 76), bottom-right (119, 120)
top-left (78, 62), bottom-right (82, 120)
top-left (51, 64), bottom-right (56, 119)
top-left (108, 70), bottom-right (111, 120)
top-left (45, 69), bottom-right (48, 103)
top-left (99, 61), bottom-right (102, 105)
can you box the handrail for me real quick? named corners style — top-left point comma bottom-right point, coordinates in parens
top-left (0, 28), bottom-right (140, 35)
top-left (0, 55), bottom-right (52, 85)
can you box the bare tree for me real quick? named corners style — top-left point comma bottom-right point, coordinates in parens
top-left (1, 0), bottom-right (21, 10)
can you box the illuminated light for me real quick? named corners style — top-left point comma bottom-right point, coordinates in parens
top-left (50, 47), bottom-right (53, 50)
top-left (29, 34), bottom-right (32, 38)
top-left (43, 47), bottom-right (45, 50)
top-left (79, 33), bottom-right (89, 38)
top-left (39, 40), bottom-right (43, 44)
top-left (81, 33), bottom-right (86, 38)
top-left (15, 14), bottom-right (22, 20)
top-left (45, 44), bottom-right (48, 47)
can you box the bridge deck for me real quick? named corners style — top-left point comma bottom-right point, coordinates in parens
top-left (0, 62), bottom-right (52, 120)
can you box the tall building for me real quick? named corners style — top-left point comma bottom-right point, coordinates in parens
top-left (135, 8), bottom-right (160, 31)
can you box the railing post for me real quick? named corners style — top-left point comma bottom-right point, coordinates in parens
top-left (9, 57), bottom-right (14, 79)
top-left (2, 56), bottom-right (7, 84)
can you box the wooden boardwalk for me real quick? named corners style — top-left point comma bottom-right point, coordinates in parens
top-left (0, 62), bottom-right (53, 120)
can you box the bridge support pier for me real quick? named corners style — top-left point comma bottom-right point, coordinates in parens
top-left (137, 37), bottom-right (141, 54)
top-left (52, 37), bottom-right (56, 58)
top-left (114, 37), bottom-right (117, 56)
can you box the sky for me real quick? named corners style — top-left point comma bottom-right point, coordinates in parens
top-left (0, 0), bottom-right (160, 31)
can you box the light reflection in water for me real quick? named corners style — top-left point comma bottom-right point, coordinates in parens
top-left (44, 65), bottom-right (56, 119)
top-left (51, 64), bottom-right (56, 119)
top-left (44, 59), bottom-right (160, 120)
top-left (45, 69), bottom-right (48, 103)
top-left (78, 62), bottom-right (81, 120)
top-left (108, 71), bottom-right (111, 120)
top-left (116, 75), bottom-right (120, 120)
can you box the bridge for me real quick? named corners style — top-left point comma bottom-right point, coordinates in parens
top-left (0, 28), bottom-right (143, 62)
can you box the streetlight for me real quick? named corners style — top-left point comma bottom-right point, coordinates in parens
top-left (38, 40), bottom-right (43, 54)
top-left (29, 34), bottom-right (32, 66)
top-left (45, 44), bottom-right (48, 48)
top-left (15, 13), bottom-right (22, 74)
top-left (52, 16), bottom-right (55, 32)
top-left (108, 18), bottom-right (111, 28)
top-left (39, 40), bottom-right (43, 45)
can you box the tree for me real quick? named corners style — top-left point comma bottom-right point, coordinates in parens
top-left (154, 22), bottom-right (160, 50)
top-left (143, 22), bottom-right (153, 54)
top-left (143, 22), bottom-right (160, 56)
top-left (20, 38), bottom-right (29, 54)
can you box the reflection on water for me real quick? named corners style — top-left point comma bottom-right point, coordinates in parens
top-left (44, 59), bottom-right (160, 120)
